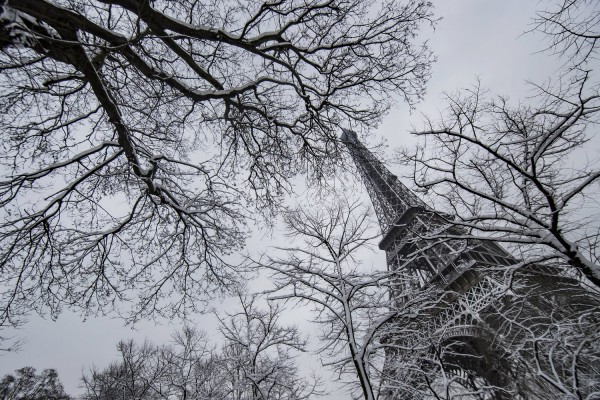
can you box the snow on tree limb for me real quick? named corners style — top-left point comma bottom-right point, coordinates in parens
top-left (0, 0), bottom-right (434, 325)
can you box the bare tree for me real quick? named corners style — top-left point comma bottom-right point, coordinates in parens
top-left (250, 197), bottom-right (600, 398)
top-left (533, 0), bottom-right (600, 67)
top-left (254, 200), bottom-right (429, 400)
top-left (217, 293), bottom-right (319, 400)
top-left (394, 67), bottom-right (600, 397)
top-left (0, 0), bottom-right (434, 327)
top-left (0, 367), bottom-right (72, 400)
top-left (81, 340), bottom-right (170, 400)
top-left (161, 327), bottom-right (223, 400)
top-left (81, 295), bottom-right (317, 400)
top-left (492, 276), bottom-right (600, 399)
top-left (259, 200), bottom-right (515, 399)
top-left (400, 73), bottom-right (600, 289)
top-left (389, 3), bottom-right (600, 397)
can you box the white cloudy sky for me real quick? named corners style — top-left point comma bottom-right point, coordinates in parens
top-left (0, 1), bottom-right (586, 397)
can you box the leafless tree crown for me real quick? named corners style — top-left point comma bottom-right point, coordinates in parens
top-left (0, 0), bottom-right (434, 325)
top-left (533, 0), bottom-right (600, 66)
top-left (404, 74), bottom-right (600, 288)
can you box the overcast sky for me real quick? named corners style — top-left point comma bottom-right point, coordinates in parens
top-left (0, 1), bottom-right (580, 397)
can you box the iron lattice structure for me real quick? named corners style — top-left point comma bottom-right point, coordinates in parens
top-left (342, 130), bottom-right (600, 399)
top-left (340, 129), bottom-right (427, 234)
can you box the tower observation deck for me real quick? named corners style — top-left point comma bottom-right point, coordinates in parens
top-left (342, 129), bottom-right (600, 399)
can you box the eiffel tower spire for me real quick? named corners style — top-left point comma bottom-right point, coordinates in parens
top-left (341, 129), bottom-right (600, 399)
top-left (341, 129), bottom-right (427, 235)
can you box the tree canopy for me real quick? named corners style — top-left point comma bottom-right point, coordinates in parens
top-left (0, 367), bottom-right (71, 400)
top-left (0, 0), bottom-right (434, 326)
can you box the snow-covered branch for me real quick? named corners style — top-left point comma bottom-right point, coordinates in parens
top-left (403, 75), bottom-right (600, 289)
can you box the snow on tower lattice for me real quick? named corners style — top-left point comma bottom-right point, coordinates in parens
top-left (341, 129), bottom-right (600, 400)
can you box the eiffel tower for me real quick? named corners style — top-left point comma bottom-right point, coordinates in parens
top-left (341, 129), bottom-right (600, 399)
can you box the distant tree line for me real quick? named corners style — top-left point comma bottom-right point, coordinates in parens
top-left (0, 367), bottom-right (71, 400)
top-left (80, 295), bottom-right (319, 400)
